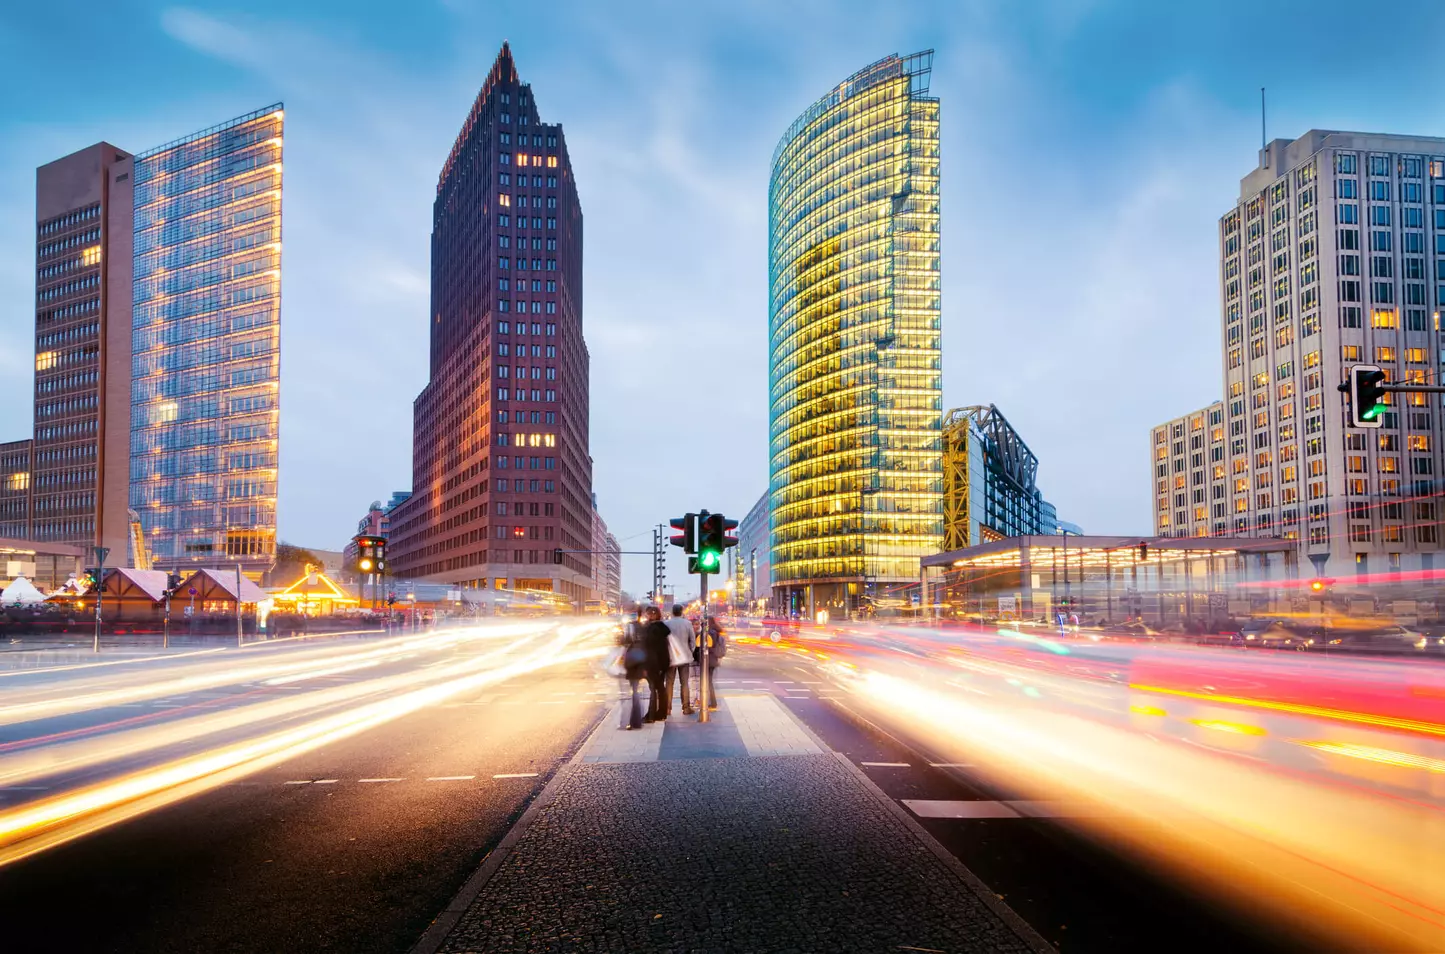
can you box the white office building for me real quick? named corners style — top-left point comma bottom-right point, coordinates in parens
top-left (1213, 130), bottom-right (1445, 576)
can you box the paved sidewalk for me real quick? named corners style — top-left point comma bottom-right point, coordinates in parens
top-left (426, 693), bottom-right (1050, 953)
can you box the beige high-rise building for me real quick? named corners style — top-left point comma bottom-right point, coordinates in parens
top-left (1150, 402), bottom-right (1226, 539)
top-left (21, 143), bottom-right (134, 558)
top-left (1153, 131), bottom-right (1445, 576)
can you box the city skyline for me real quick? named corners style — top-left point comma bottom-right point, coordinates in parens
top-left (3, 1), bottom-right (1444, 596)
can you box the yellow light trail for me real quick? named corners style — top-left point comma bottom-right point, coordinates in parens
top-left (0, 625), bottom-right (535, 727)
top-left (0, 621), bottom-right (614, 868)
top-left (1129, 682), bottom-right (1445, 739)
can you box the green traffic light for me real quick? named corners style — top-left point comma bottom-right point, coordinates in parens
top-left (1363, 406), bottom-right (1382, 420)
top-left (697, 550), bottom-right (720, 571)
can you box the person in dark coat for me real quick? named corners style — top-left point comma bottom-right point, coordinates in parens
top-left (621, 607), bottom-right (650, 730)
top-left (641, 605), bottom-right (672, 723)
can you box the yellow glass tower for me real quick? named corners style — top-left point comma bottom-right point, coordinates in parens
top-left (768, 51), bottom-right (943, 617)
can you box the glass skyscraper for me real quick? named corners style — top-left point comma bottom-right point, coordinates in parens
top-left (129, 105), bottom-right (284, 574)
top-left (768, 52), bottom-right (943, 617)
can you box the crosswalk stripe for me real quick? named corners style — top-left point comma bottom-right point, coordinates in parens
top-left (903, 799), bottom-right (1102, 819)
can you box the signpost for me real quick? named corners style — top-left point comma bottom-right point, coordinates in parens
top-left (92, 546), bottom-right (109, 653)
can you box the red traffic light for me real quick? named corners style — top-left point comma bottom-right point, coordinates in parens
top-left (669, 513), bottom-right (698, 553)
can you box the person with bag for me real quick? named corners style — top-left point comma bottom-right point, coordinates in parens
top-left (620, 607), bottom-right (650, 730)
top-left (662, 604), bottom-right (696, 717)
top-left (700, 616), bottom-right (727, 710)
top-left (641, 606), bottom-right (673, 723)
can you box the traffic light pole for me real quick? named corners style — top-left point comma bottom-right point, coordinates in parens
top-left (698, 569), bottom-right (711, 724)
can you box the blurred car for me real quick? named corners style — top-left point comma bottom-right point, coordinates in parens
top-left (1240, 619), bottom-right (1315, 650)
top-left (1319, 624), bottom-right (1432, 654)
top-left (1090, 619), bottom-right (1163, 641)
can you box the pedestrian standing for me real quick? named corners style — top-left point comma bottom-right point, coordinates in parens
top-left (663, 604), bottom-right (696, 716)
top-left (641, 606), bottom-right (672, 723)
top-left (701, 616), bottom-right (727, 710)
top-left (621, 607), bottom-right (649, 730)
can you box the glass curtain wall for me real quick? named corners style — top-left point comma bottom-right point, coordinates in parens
top-left (130, 105), bottom-right (283, 573)
top-left (768, 52), bottom-right (943, 613)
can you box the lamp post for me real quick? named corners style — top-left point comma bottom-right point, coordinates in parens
top-left (235, 564), bottom-right (244, 647)
top-left (92, 546), bottom-right (109, 653)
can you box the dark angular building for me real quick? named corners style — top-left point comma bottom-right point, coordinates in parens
top-left (388, 43), bottom-right (594, 606)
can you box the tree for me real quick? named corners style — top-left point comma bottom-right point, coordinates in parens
top-left (270, 542), bottom-right (322, 586)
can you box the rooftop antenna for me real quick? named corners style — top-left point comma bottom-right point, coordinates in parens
top-left (1260, 87), bottom-right (1267, 154)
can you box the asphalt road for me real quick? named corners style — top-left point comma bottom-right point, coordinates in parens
top-left (0, 619), bottom-right (1377, 952)
top-left (0, 629), bottom-right (613, 953)
top-left (713, 644), bottom-right (1320, 954)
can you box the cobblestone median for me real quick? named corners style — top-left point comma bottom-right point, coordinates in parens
top-left (440, 754), bottom-right (1041, 953)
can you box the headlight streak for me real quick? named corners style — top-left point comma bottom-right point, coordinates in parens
top-left (0, 628), bottom-right (559, 788)
top-left (0, 620), bottom-right (615, 868)
top-left (0, 623), bottom-right (540, 727)
top-left (754, 625), bottom-right (1445, 951)
top-left (1129, 682), bottom-right (1445, 740)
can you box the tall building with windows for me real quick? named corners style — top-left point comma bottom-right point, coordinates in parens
top-left (0, 440), bottom-right (32, 540)
top-left (128, 105), bottom-right (284, 576)
top-left (387, 44), bottom-right (593, 606)
top-left (10, 144), bottom-right (136, 553)
top-left (768, 51), bottom-right (943, 617)
top-left (1155, 131), bottom-right (1445, 574)
top-left (1150, 402), bottom-right (1226, 538)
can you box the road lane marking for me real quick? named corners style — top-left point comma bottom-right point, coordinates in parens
top-left (492, 773), bottom-right (539, 779)
top-left (427, 775), bottom-right (475, 781)
top-left (903, 799), bottom-right (1104, 819)
top-left (774, 680), bottom-right (795, 684)
top-left (358, 778), bottom-right (404, 783)
top-left (0, 786), bottom-right (49, 792)
top-left (860, 761), bottom-right (910, 768)
top-left (929, 762), bottom-right (976, 769)
top-left (314, 779), bottom-right (339, 785)
top-left (284, 780), bottom-right (312, 785)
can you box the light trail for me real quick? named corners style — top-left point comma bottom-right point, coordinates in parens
top-left (754, 619), bottom-right (1445, 951)
top-left (0, 624), bottom-right (540, 726)
top-left (0, 619), bottom-right (615, 868)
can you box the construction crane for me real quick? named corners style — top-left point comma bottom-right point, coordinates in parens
top-left (128, 508), bottom-right (151, 571)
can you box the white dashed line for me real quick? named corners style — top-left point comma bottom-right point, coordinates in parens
top-left (929, 762), bottom-right (975, 769)
top-left (314, 779), bottom-right (339, 785)
top-left (860, 761), bottom-right (910, 768)
top-left (492, 772), bottom-right (539, 779)
top-left (358, 778), bottom-right (404, 783)
top-left (774, 680), bottom-right (796, 684)
top-left (284, 780), bottom-right (312, 785)
top-left (426, 775), bottom-right (475, 781)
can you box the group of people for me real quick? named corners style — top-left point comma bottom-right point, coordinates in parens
top-left (619, 604), bottom-right (725, 730)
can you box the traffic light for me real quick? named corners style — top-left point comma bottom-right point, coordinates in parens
top-left (553, 548), bottom-right (564, 565)
top-left (80, 568), bottom-right (99, 590)
top-left (1137, 542), bottom-right (1148, 561)
top-left (691, 512), bottom-right (738, 575)
top-left (167, 571), bottom-right (183, 595)
top-left (1345, 364), bottom-right (1387, 428)
top-left (1308, 578), bottom-right (1335, 594)
top-left (354, 535), bottom-right (387, 574)
top-left (669, 513), bottom-right (698, 553)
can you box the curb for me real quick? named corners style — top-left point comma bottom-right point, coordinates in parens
top-left (409, 702), bottom-right (612, 954)
top-left (769, 690), bottom-right (1057, 954)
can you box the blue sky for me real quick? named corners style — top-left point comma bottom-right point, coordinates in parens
top-left (2, 0), bottom-right (1442, 597)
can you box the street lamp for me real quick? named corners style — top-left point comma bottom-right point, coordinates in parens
top-left (92, 545), bottom-right (109, 653)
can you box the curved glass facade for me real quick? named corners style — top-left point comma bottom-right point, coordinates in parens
top-left (768, 51), bottom-right (943, 613)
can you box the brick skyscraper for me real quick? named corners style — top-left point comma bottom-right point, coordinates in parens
top-left (389, 43), bottom-right (594, 605)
